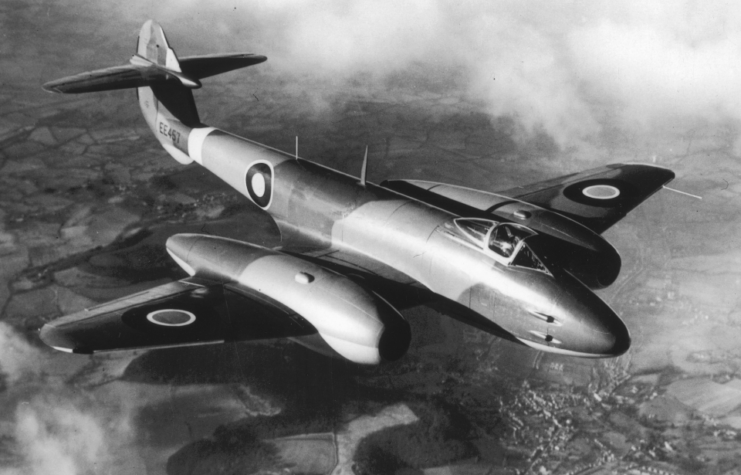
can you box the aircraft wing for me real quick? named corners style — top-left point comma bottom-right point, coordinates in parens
top-left (384, 163), bottom-right (674, 235)
top-left (40, 278), bottom-right (315, 354)
top-left (495, 163), bottom-right (675, 233)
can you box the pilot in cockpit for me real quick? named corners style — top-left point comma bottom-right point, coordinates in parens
top-left (489, 225), bottom-right (517, 257)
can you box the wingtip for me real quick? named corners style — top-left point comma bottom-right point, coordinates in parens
top-left (41, 80), bottom-right (64, 94)
top-left (610, 162), bottom-right (676, 185)
top-left (39, 323), bottom-right (91, 354)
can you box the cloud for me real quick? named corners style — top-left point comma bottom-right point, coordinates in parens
top-left (12, 398), bottom-right (107, 475)
top-left (126, 0), bottom-right (737, 149)
top-left (0, 323), bottom-right (134, 475)
top-left (39, 0), bottom-right (741, 149)
top-left (569, 2), bottom-right (741, 129)
top-left (0, 323), bottom-right (44, 385)
top-left (0, 392), bottom-right (135, 475)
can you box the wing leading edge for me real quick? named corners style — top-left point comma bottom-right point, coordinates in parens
top-left (40, 279), bottom-right (314, 354)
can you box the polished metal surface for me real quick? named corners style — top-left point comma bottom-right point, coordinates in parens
top-left (166, 234), bottom-right (411, 364)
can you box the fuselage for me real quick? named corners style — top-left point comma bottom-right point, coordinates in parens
top-left (156, 118), bottom-right (630, 358)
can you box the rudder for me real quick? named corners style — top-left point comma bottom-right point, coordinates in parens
top-left (137, 20), bottom-right (200, 164)
top-left (137, 19), bottom-right (180, 69)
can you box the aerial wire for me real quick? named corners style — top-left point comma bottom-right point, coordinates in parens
top-left (662, 185), bottom-right (702, 200)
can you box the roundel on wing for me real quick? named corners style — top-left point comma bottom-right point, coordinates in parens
top-left (121, 304), bottom-right (209, 336)
top-left (245, 162), bottom-right (273, 209)
top-left (563, 179), bottom-right (636, 208)
top-left (146, 309), bottom-right (196, 327)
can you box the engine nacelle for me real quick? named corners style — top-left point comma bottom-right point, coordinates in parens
top-left (166, 233), bottom-right (410, 364)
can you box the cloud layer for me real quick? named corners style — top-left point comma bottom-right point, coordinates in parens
top-left (0, 324), bottom-right (134, 475)
top-left (30, 0), bottom-right (740, 149)
top-left (115, 0), bottom-right (741, 148)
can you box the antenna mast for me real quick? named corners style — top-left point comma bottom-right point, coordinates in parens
top-left (359, 146), bottom-right (368, 187)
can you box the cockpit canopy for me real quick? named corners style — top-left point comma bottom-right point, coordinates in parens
top-left (453, 218), bottom-right (549, 274)
top-left (488, 222), bottom-right (534, 258)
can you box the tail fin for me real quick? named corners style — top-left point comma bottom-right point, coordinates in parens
top-left (136, 19), bottom-right (185, 73)
top-left (136, 20), bottom-right (200, 163)
top-left (43, 20), bottom-right (266, 164)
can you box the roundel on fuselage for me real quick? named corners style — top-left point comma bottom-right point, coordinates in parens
top-left (563, 179), bottom-right (636, 208)
top-left (245, 161), bottom-right (273, 209)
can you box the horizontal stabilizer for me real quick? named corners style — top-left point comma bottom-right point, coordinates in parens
top-left (180, 54), bottom-right (267, 80)
top-left (43, 53), bottom-right (266, 94)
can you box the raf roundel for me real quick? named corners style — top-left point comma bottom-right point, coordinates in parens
top-left (245, 161), bottom-right (273, 209)
top-left (582, 184), bottom-right (620, 200)
top-left (563, 179), bottom-right (635, 208)
top-left (146, 309), bottom-right (196, 327)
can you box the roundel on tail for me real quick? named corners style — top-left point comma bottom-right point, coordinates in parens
top-left (245, 161), bottom-right (274, 209)
top-left (563, 179), bottom-right (636, 208)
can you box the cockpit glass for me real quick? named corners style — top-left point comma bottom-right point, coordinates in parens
top-left (512, 243), bottom-right (549, 273)
top-left (488, 223), bottom-right (534, 258)
top-left (454, 218), bottom-right (495, 247)
top-left (452, 219), bottom-right (549, 274)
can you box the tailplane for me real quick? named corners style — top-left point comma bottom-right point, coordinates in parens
top-left (43, 20), bottom-right (266, 164)
top-left (42, 20), bottom-right (266, 94)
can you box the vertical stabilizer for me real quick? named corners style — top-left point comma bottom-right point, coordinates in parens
top-left (137, 20), bottom-right (200, 164)
top-left (137, 19), bottom-right (182, 71)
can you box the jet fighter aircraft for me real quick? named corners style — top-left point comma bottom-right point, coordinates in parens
top-left (39, 20), bottom-right (675, 364)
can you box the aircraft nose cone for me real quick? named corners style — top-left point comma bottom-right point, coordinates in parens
top-left (578, 296), bottom-right (631, 357)
top-left (610, 324), bottom-right (631, 356)
top-left (549, 271), bottom-right (631, 357)
top-left (587, 310), bottom-right (631, 356)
